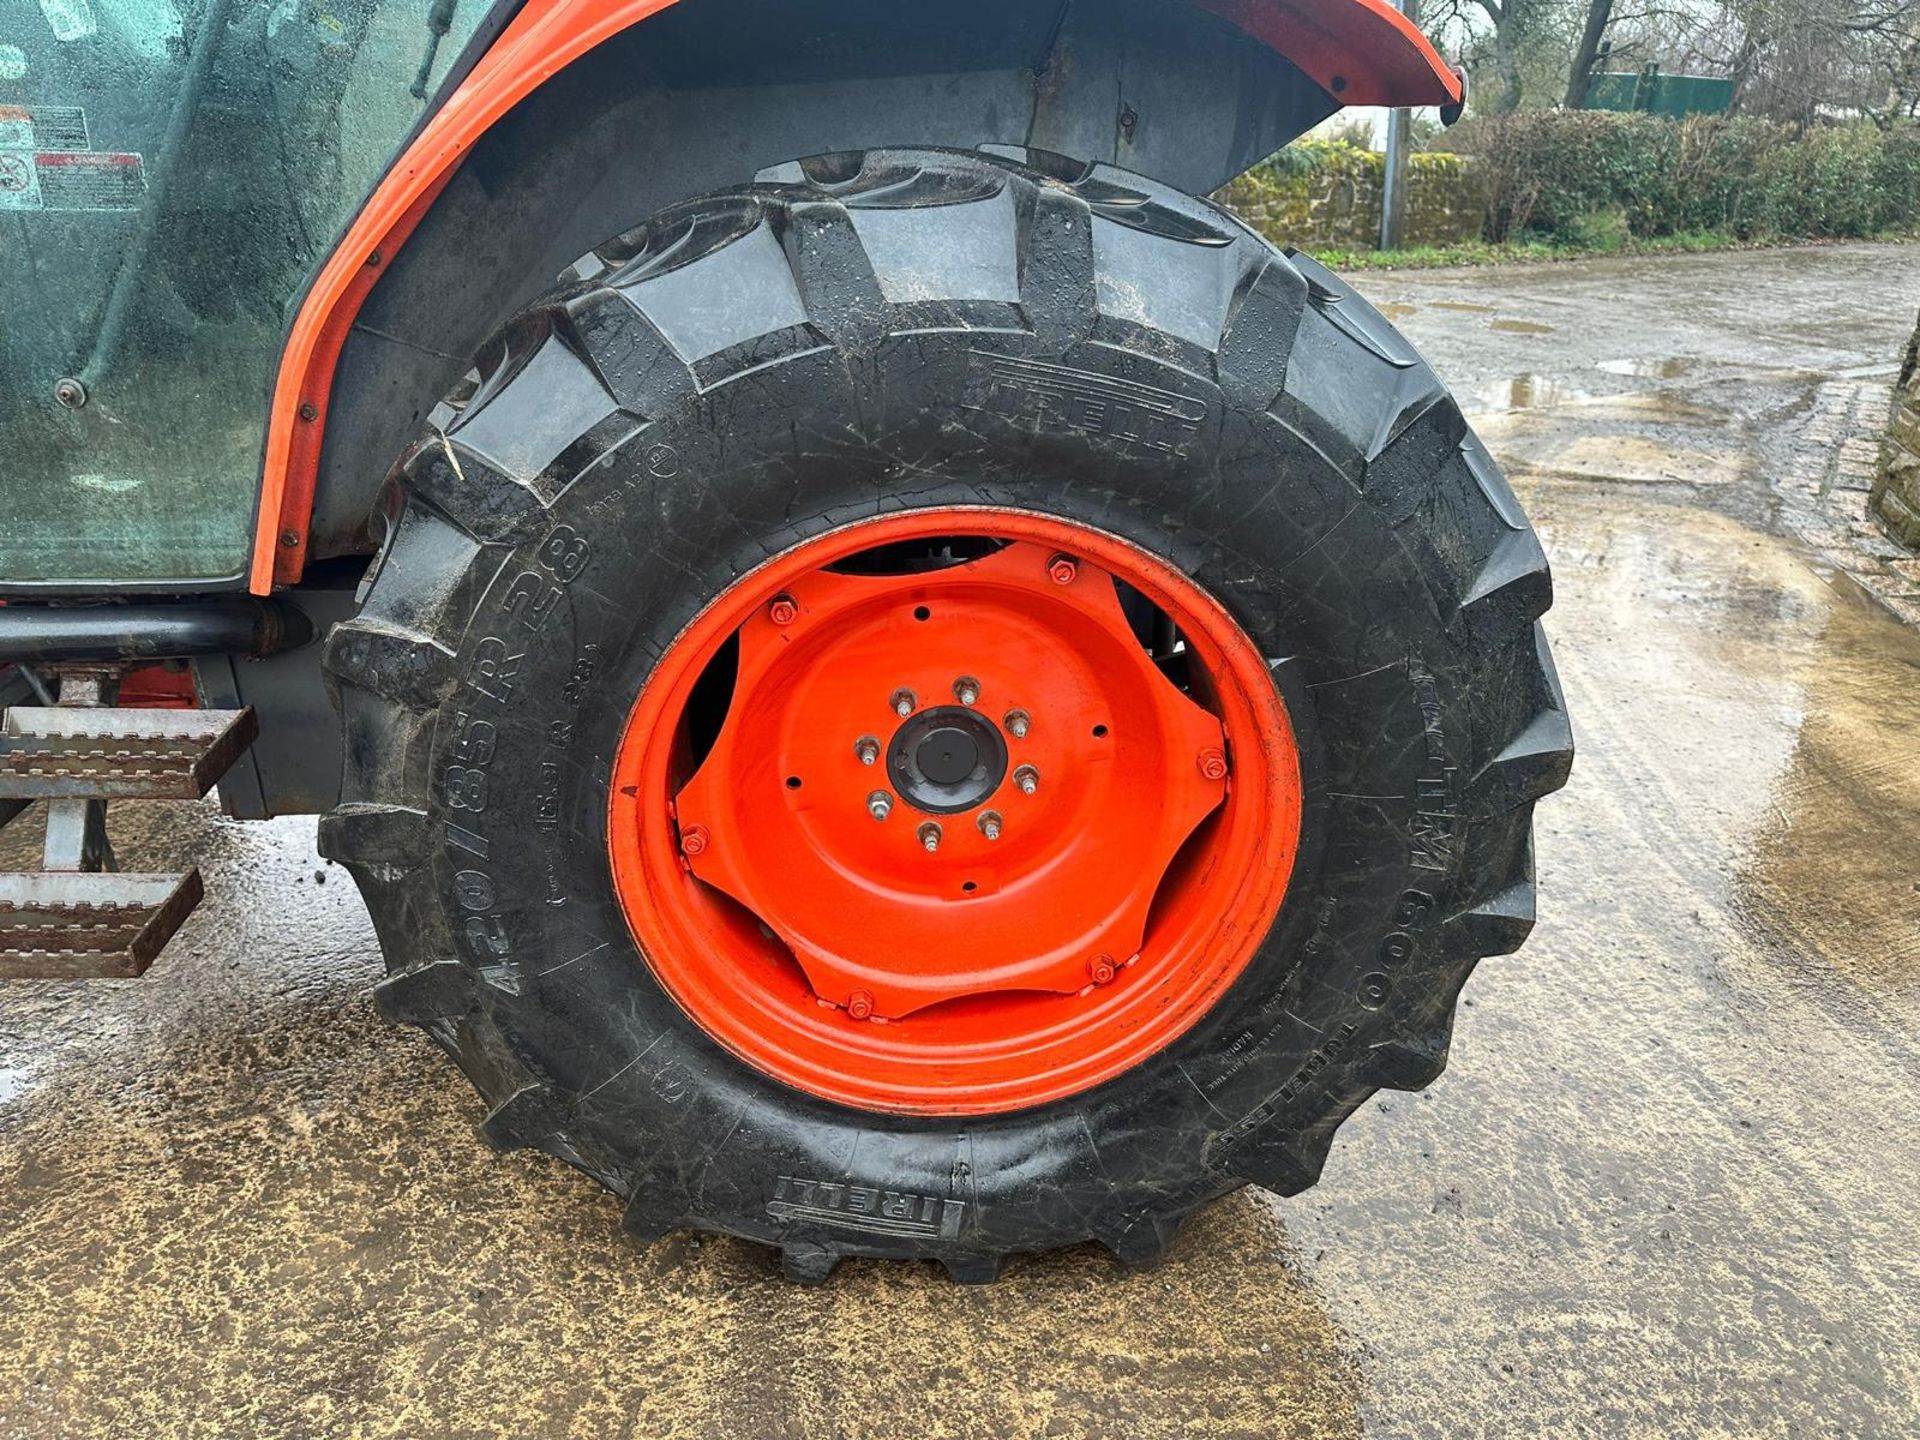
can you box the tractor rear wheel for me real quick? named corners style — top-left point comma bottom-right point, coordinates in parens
top-left (321, 147), bottom-right (1571, 1281)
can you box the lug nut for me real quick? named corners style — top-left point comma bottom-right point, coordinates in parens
top-left (867, 791), bottom-right (893, 821)
top-left (1088, 954), bottom-right (1117, 985)
top-left (847, 990), bottom-right (875, 1021)
top-left (1048, 554), bottom-right (1079, 586)
top-left (953, 675), bottom-right (981, 707)
top-left (1198, 747), bottom-right (1229, 781)
top-left (1013, 765), bottom-right (1039, 795)
top-left (854, 735), bottom-right (880, 766)
top-left (918, 822), bottom-right (942, 853)
top-left (1004, 709), bottom-right (1031, 739)
top-left (767, 593), bottom-right (799, 626)
top-left (891, 688), bottom-right (917, 718)
top-left (681, 824), bottom-right (710, 857)
top-left (977, 810), bottom-right (1003, 841)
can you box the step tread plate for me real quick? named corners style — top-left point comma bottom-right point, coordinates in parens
top-left (0, 707), bottom-right (257, 800)
top-left (0, 869), bottom-right (204, 979)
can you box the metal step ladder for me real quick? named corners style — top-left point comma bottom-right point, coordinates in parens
top-left (0, 666), bottom-right (256, 979)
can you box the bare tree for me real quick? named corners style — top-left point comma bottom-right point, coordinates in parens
top-left (1427, 0), bottom-right (1549, 110)
top-left (1565, 0), bottom-right (1617, 106)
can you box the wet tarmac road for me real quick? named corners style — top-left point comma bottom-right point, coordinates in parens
top-left (3, 241), bottom-right (1918, 1439)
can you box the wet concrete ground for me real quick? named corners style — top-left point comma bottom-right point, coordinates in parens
top-left (3, 241), bottom-right (1919, 1439)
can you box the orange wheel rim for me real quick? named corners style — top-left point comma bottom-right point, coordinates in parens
top-left (607, 509), bottom-right (1304, 1114)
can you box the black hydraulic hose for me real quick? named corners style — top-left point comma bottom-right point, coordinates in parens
top-left (0, 599), bottom-right (313, 663)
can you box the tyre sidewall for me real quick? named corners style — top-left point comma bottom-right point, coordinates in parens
top-left (426, 326), bottom-right (1476, 1255)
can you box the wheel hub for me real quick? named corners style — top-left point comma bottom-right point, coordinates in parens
top-left (663, 536), bottom-right (1236, 1020)
top-left (888, 706), bottom-right (1006, 813)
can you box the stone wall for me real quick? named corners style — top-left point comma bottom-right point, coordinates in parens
top-left (1215, 143), bottom-right (1487, 252)
top-left (1872, 311), bottom-right (1920, 549)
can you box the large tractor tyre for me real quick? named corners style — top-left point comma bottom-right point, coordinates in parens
top-left (320, 147), bottom-right (1571, 1282)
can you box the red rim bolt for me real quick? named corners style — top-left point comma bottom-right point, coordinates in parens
top-left (1047, 554), bottom-right (1079, 586)
top-left (847, 990), bottom-right (875, 1021)
top-left (1088, 954), bottom-right (1117, 985)
top-left (768, 594), bottom-right (799, 626)
top-left (681, 824), bottom-right (711, 857)
top-left (1198, 747), bottom-right (1229, 781)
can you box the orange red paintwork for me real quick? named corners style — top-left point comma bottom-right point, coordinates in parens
top-left (1195, 0), bottom-right (1461, 106)
top-left (248, 0), bottom-right (1461, 593)
top-left (606, 510), bottom-right (1303, 1114)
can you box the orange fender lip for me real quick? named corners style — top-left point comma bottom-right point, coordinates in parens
top-left (1197, 0), bottom-right (1462, 109)
top-left (249, 0), bottom-right (1459, 593)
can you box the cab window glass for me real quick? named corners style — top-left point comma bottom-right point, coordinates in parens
top-left (0, 0), bottom-right (488, 585)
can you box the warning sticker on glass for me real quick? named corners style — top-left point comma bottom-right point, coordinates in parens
top-left (34, 150), bottom-right (143, 209)
top-left (0, 149), bottom-right (144, 211)
top-left (0, 103), bottom-right (89, 151)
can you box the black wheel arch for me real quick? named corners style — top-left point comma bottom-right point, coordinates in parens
top-left (305, 0), bottom-right (1347, 563)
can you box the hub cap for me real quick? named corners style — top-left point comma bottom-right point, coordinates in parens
top-left (887, 706), bottom-right (1007, 813)
top-left (607, 509), bottom-right (1304, 1114)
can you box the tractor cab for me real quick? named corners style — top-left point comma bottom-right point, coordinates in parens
top-left (0, 0), bottom-right (480, 587)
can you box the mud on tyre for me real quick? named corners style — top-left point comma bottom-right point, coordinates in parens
top-left (320, 147), bottom-right (1572, 1282)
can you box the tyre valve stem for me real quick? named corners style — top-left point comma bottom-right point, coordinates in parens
top-left (918, 821), bottom-right (942, 853)
top-left (1014, 765), bottom-right (1039, 795)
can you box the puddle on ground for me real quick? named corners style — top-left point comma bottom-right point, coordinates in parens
top-left (1597, 356), bottom-right (1696, 379)
top-left (1468, 375), bottom-right (1749, 485)
top-left (1376, 301), bottom-right (1419, 321)
top-left (1739, 575), bottom-right (1920, 1009)
top-left (0, 1068), bottom-right (27, 1106)
top-left (1429, 300), bottom-right (1495, 314)
top-left (1491, 318), bottom-right (1555, 336)
top-left (1473, 373), bottom-right (1595, 412)
top-left (1470, 367), bottom-right (1714, 418)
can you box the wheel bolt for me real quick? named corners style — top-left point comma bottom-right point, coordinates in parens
top-left (854, 735), bottom-right (880, 766)
top-left (1198, 747), bottom-right (1229, 781)
top-left (681, 824), bottom-right (710, 857)
top-left (1048, 554), bottom-right (1079, 586)
top-left (867, 791), bottom-right (893, 821)
top-left (1014, 765), bottom-right (1039, 795)
top-left (953, 675), bottom-right (981, 707)
top-left (847, 990), bottom-right (875, 1021)
top-left (767, 594), bottom-right (799, 626)
top-left (891, 688), bottom-right (917, 718)
top-left (1004, 709), bottom-right (1031, 739)
top-left (918, 822), bottom-right (942, 853)
top-left (977, 811), bottom-right (1003, 841)
top-left (1088, 954), bottom-right (1117, 985)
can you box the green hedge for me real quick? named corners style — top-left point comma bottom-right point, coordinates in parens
top-left (1453, 111), bottom-right (1920, 244)
top-left (1217, 139), bottom-right (1487, 249)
